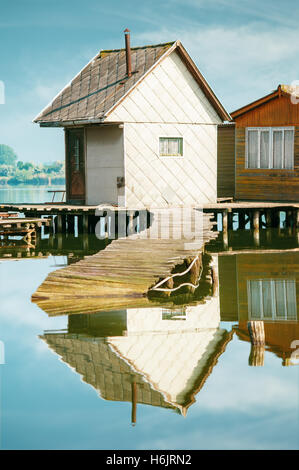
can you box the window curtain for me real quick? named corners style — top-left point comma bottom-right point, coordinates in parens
top-left (248, 130), bottom-right (259, 168)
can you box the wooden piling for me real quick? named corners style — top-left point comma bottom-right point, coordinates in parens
top-left (83, 214), bottom-right (89, 233)
top-left (265, 210), bottom-right (272, 228)
top-left (56, 215), bottom-right (62, 233)
top-left (238, 211), bottom-right (245, 229)
top-left (248, 321), bottom-right (265, 366)
top-left (222, 210), bottom-right (228, 232)
top-left (253, 210), bottom-right (260, 230)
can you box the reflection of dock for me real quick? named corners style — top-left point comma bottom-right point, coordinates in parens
top-left (40, 302), bottom-right (233, 420)
top-left (0, 217), bottom-right (52, 246)
top-left (32, 211), bottom-right (218, 315)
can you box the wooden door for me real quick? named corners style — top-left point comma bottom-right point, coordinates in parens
top-left (66, 128), bottom-right (85, 204)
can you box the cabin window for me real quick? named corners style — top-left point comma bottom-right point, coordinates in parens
top-left (247, 279), bottom-right (297, 321)
top-left (162, 308), bottom-right (186, 320)
top-left (246, 127), bottom-right (294, 169)
top-left (159, 137), bottom-right (183, 157)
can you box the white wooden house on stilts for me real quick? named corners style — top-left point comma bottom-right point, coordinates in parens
top-left (34, 30), bottom-right (230, 208)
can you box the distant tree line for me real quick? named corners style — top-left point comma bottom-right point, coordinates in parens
top-left (0, 144), bottom-right (65, 186)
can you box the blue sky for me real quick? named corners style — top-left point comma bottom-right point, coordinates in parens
top-left (1, 0), bottom-right (299, 162)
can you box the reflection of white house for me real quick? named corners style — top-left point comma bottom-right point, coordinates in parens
top-left (34, 31), bottom-right (230, 207)
top-left (41, 291), bottom-right (233, 418)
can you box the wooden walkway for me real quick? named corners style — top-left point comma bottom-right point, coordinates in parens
top-left (32, 210), bottom-right (218, 316)
top-left (0, 217), bottom-right (52, 245)
top-left (1, 201), bottom-right (299, 235)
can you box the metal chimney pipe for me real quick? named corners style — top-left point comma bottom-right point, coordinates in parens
top-left (124, 28), bottom-right (132, 78)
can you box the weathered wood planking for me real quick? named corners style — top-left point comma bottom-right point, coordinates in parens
top-left (235, 126), bottom-right (299, 201)
top-left (32, 210), bottom-right (218, 316)
top-left (232, 91), bottom-right (299, 202)
top-left (217, 124), bottom-right (235, 198)
top-left (233, 93), bottom-right (299, 128)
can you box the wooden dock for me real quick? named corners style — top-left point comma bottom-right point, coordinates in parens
top-left (0, 217), bottom-right (52, 246)
top-left (1, 201), bottom-right (299, 235)
top-left (32, 210), bottom-right (218, 316)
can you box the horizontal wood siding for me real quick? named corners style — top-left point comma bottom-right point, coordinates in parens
top-left (217, 125), bottom-right (235, 198)
top-left (235, 126), bottom-right (299, 201)
top-left (234, 94), bottom-right (299, 127)
top-left (236, 252), bottom-right (299, 322)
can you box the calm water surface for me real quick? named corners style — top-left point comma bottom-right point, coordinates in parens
top-left (0, 189), bottom-right (298, 450)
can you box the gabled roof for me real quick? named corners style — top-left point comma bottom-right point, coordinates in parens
top-left (34, 40), bottom-right (230, 125)
top-left (231, 84), bottom-right (299, 119)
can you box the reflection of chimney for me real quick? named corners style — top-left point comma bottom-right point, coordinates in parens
top-left (131, 381), bottom-right (137, 426)
top-left (124, 28), bottom-right (132, 78)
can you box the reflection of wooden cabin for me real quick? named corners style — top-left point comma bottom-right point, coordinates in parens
top-left (235, 321), bottom-right (299, 366)
top-left (218, 84), bottom-right (299, 201)
top-left (34, 31), bottom-right (229, 207)
top-left (219, 251), bottom-right (299, 322)
top-left (41, 302), bottom-right (233, 420)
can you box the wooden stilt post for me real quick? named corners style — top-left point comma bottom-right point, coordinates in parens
top-left (67, 215), bottom-right (75, 235)
top-left (253, 210), bottom-right (260, 246)
top-left (239, 211), bottom-right (245, 230)
top-left (265, 210), bottom-right (272, 228)
top-left (128, 211), bottom-right (134, 236)
top-left (56, 215), bottom-right (62, 233)
top-left (253, 210), bottom-right (260, 230)
top-left (228, 209), bottom-right (233, 230)
top-left (83, 233), bottom-right (89, 251)
top-left (286, 210), bottom-right (293, 236)
top-left (222, 210), bottom-right (228, 232)
top-left (57, 233), bottom-right (63, 250)
top-left (77, 215), bottom-right (83, 234)
top-left (83, 214), bottom-right (89, 233)
top-left (248, 321), bottom-right (265, 366)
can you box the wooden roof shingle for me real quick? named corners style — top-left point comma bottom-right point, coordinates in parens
top-left (34, 40), bottom-right (230, 125)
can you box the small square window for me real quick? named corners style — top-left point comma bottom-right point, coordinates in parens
top-left (159, 137), bottom-right (183, 157)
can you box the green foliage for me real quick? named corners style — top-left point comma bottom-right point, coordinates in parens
top-left (0, 148), bottom-right (65, 186)
top-left (0, 164), bottom-right (14, 177)
top-left (0, 145), bottom-right (18, 166)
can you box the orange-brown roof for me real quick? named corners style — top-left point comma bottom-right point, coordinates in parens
top-left (34, 40), bottom-right (230, 125)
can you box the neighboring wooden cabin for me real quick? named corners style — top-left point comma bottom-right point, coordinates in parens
top-left (219, 251), bottom-right (299, 323)
top-left (230, 84), bottom-right (299, 201)
top-left (34, 31), bottom-right (230, 208)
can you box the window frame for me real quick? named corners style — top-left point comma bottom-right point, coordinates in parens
top-left (245, 126), bottom-right (294, 170)
top-left (247, 278), bottom-right (297, 321)
top-left (159, 136), bottom-right (184, 158)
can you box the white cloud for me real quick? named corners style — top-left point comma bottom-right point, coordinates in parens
top-left (135, 22), bottom-right (299, 111)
